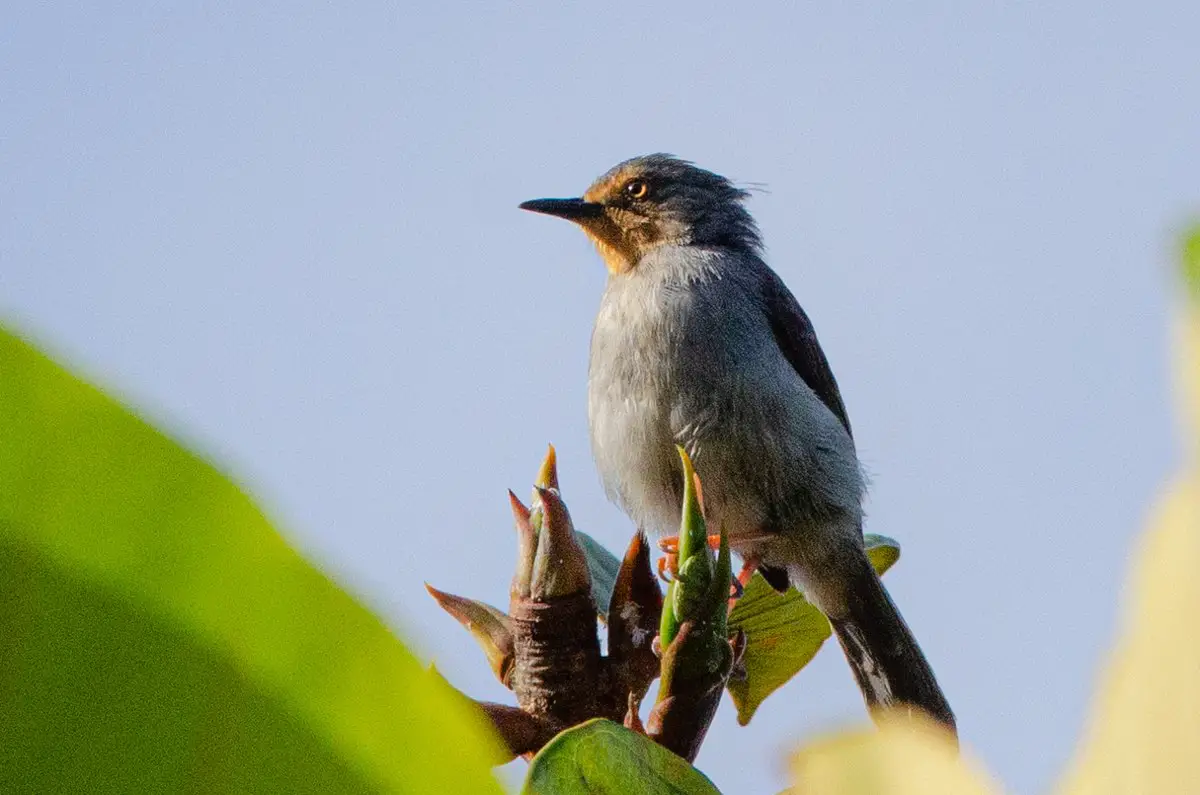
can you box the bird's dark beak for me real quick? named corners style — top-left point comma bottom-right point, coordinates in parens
top-left (518, 197), bottom-right (605, 221)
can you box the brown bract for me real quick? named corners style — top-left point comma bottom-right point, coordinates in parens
top-left (427, 447), bottom-right (739, 765)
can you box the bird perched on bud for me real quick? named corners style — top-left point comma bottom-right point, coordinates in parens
top-left (520, 154), bottom-right (955, 733)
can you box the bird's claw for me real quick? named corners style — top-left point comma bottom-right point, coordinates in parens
top-left (656, 554), bottom-right (677, 583)
top-left (656, 533), bottom-right (723, 555)
top-left (656, 534), bottom-right (748, 602)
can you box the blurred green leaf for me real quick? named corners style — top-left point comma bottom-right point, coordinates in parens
top-left (522, 719), bottom-right (721, 795)
top-left (1182, 224), bottom-right (1200, 302)
top-left (727, 535), bottom-right (902, 725)
top-left (0, 326), bottom-right (503, 793)
top-left (577, 529), bottom-right (622, 616)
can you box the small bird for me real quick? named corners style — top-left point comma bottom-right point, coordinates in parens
top-left (520, 154), bottom-right (955, 733)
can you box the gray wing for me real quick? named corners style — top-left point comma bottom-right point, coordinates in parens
top-left (760, 268), bottom-right (853, 438)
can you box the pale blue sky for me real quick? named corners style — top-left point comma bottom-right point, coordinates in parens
top-left (3, 3), bottom-right (1196, 793)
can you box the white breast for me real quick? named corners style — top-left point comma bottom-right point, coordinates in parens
top-left (587, 271), bottom-right (683, 535)
top-left (587, 245), bottom-right (864, 545)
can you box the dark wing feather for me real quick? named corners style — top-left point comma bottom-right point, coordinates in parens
top-left (760, 268), bottom-right (853, 438)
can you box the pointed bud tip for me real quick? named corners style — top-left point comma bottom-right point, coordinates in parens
top-left (529, 486), bottom-right (592, 600)
top-left (676, 446), bottom-right (707, 560)
top-left (675, 444), bottom-right (694, 476)
top-left (508, 489), bottom-right (531, 521)
top-left (510, 490), bottom-right (537, 596)
top-left (535, 444), bottom-right (559, 491)
top-left (532, 485), bottom-right (570, 534)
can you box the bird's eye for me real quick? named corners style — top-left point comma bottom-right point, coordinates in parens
top-left (624, 180), bottom-right (650, 199)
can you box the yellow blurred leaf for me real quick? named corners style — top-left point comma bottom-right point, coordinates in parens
top-left (1054, 484), bottom-right (1200, 795)
top-left (1055, 226), bottom-right (1200, 795)
top-left (790, 712), bottom-right (1002, 794)
top-left (1178, 314), bottom-right (1200, 459)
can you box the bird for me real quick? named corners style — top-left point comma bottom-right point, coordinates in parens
top-left (519, 154), bottom-right (955, 734)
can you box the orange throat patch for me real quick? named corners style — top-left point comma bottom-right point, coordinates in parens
top-left (579, 218), bottom-right (638, 274)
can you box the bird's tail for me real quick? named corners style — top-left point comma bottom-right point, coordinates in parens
top-left (828, 562), bottom-right (957, 736)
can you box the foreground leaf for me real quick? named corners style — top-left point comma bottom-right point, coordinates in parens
top-left (0, 327), bottom-right (503, 793)
top-left (522, 719), bottom-right (721, 795)
top-left (1182, 223), bottom-right (1200, 301)
top-left (1055, 482), bottom-right (1200, 795)
top-left (790, 712), bottom-right (1000, 794)
top-left (1054, 229), bottom-right (1200, 795)
top-left (727, 535), bottom-right (902, 725)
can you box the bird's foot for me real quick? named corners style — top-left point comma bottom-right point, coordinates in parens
top-left (656, 533), bottom-right (723, 556)
top-left (655, 534), bottom-right (747, 602)
top-left (725, 559), bottom-right (765, 606)
top-left (655, 533), bottom-right (724, 581)
top-left (735, 559), bottom-right (758, 590)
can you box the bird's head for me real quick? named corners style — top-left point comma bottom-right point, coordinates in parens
top-left (520, 154), bottom-right (760, 274)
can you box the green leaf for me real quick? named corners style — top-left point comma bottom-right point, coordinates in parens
top-left (0, 326), bottom-right (504, 793)
top-left (577, 529), bottom-right (622, 616)
top-left (522, 719), bottom-right (722, 795)
top-left (726, 535), bottom-right (903, 725)
top-left (865, 533), bottom-right (901, 576)
top-left (727, 574), bottom-right (832, 726)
